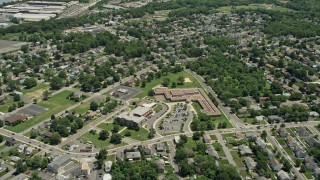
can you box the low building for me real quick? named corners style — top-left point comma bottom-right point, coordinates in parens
top-left (269, 158), bottom-right (281, 171)
top-left (47, 155), bottom-right (71, 173)
top-left (203, 134), bottom-right (212, 144)
top-left (267, 115), bottom-right (283, 123)
top-left (278, 128), bottom-right (289, 138)
top-left (156, 159), bottom-right (165, 173)
top-left (126, 151), bottom-right (141, 161)
top-left (174, 136), bottom-right (180, 144)
top-left (277, 170), bottom-right (290, 180)
top-left (286, 136), bottom-right (296, 147)
top-left (156, 143), bottom-right (164, 152)
top-left (296, 127), bottom-right (310, 137)
top-left (114, 106), bottom-right (152, 127)
top-left (305, 137), bottom-right (320, 147)
top-left (238, 145), bottom-right (253, 156)
top-left (81, 161), bottom-right (91, 176)
top-left (256, 138), bottom-right (266, 149)
top-left (5, 114), bottom-right (28, 126)
top-left (244, 157), bottom-right (257, 170)
top-left (105, 161), bottom-right (112, 173)
top-left (6, 137), bottom-right (16, 146)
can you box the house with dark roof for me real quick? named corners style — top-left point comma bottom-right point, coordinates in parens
top-left (305, 137), bottom-right (320, 147)
top-left (278, 128), bottom-right (289, 138)
top-left (296, 127), bottom-right (310, 137)
top-left (5, 137), bottom-right (16, 146)
top-left (294, 146), bottom-right (306, 158)
top-left (238, 145), bottom-right (253, 156)
top-left (269, 158), bottom-right (281, 171)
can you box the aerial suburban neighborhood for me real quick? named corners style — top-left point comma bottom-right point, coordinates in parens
top-left (0, 0), bottom-right (319, 179)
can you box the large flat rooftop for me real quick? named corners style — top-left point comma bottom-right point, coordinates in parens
top-left (154, 87), bottom-right (221, 116)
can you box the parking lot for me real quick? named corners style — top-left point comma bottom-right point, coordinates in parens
top-left (158, 103), bottom-right (193, 134)
top-left (110, 85), bottom-right (141, 100)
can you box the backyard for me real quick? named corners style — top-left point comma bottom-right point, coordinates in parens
top-left (5, 90), bottom-right (76, 133)
top-left (135, 70), bottom-right (202, 98)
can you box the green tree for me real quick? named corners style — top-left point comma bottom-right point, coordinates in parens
top-left (110, 134), bottom-right (122, 144)
top-left (30, 171), bottom-right (42, 180)
top-left (15, 160), bottom-right (27, 174)
top-left (95, 149), bottom-right (107, 169)
top-left (270, 82), bottom-right (283, 94)
top-left (50, 76), bottom-right (64, 90)
top-left (90, 101), bottom-right (99, 111)
top-left (50, 132), bottom-right (61, 145)
top-left (30, 131), bottom-right (38, 139)
top-left (261, 130), bottom-right (267, 141)
top-left (23, 78), bottom-right (37, 89)
top-left (20, 44), bottom-right (29, 53)
top-left (43, 90), bottom-right (50, 100)
top-left (99, 130), bottom-right (109, 140)
top-left (283, 159), bottom-right (292, 172)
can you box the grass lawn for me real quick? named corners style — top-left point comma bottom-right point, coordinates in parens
top-left (222, 133), bottom-right (234, 139)
top-left (277, 138), bottom-right (286, 146)
top-left (106, 154), bottom-right (116, 162)
top-left (230, 150), bottom-right (244, 168)
top-left (71, 101), bottom-right (91, 115)
top-left (218, 159), bottom-right (229, 165)
top-left (210, 135), bottom-right (217, 141)
top-left (212, 143), bottom-right (226, 157)
top-left (304, 170), bottom-right (314, 179)
top-left (97, 123), bottom-right (126, 132)
top-left (0, 98), bottom-right (14, 113)
top-left (217, 5), bottom-right (295, 12)
top-left (79, 132), bottom-right (127, 149)
top-left (184, 137), bottom-right (201, 149)
top-left (5, 90), bottom-right (76, 133)
top-left (153, 104), bottom-right (163, 112)
top-left (135, 70), bottom-right (202, 98)
top-left (193, 102), bottom-right (233, 129)
top-left (283, 147), bottom-right (294, 156)
top-left (0, 170), bottom-right (8, 177)
top-left (120, 128), bottom-right (149, 141)
top-left (21, 83), bottom-right (49, 94)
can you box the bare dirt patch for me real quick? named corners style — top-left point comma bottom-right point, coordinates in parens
top-left (184, 77), bottom-right (192, 83)
top-left (25, 88), bottom-right (49, 99)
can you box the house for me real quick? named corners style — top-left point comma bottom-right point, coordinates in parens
top-left (81, 161), bottom-right (91, 176)
top-left (256, 138), bottom-right (266, 149)
top-left (234, 132), bottom-right (244, 140)
top-left (286, 136), bottom-right (296, 147)
top-left (238, 145), bottom-right (253, 156)
top-left (156, 143), bottom-right (164, 152)
top-left (25, 147), bottom-right (35, 155)
top-left (278, 128), bottom-right (289, 138)
top-left (6, 137), bottom-right (16, 146)
top-left (294, 146), bottom-right (306, 158)
top-left (203, 134), bottom-right (212, 144)
top-left (296, 127), bottom-right (310, 137)
top-left (156, 159), bottom-right (165, 173)
top-left (264, 148), bottom-right (274, 160)
top-left (255, 115), bottom-right (265, 122)
top-left (174, 136), bottom-right (180, 144)
top-left (269, 158), bottom-right (281, 171)
top-left (304, 156), bottom-right (318, 170)
top-left (206, 145), bottom-right (219, 158)
top-left (187, 158), bottom-right (194, 165)
top-left (244, 157), bottom-right (257, 170)
top-left (249, 104), bottom-right (262, 112)
top-left (5, 114), bottom-right (28, 126)
top-left (47, 155), bottom-right (71, 173)
top-left (267, 115), bottom-right (283, 123)
top-left (245, 132), bottom-right (258, 140)
top-left (277, 170), bottom-right (290, 180)
top-left (18, 144), bottom-right (27, 153)
top-left (314, 168), bottom-right (320, 178)
top-left (126, 151), bottom-right (141, 161)
top-left (0, 96), bottom-right (6, 103)
top-left (305, 137), bottom-right (320, 147)
top-left (309, 111), bottom-right (319, 118)
top-left (105, 161), bottom-right (112, 173)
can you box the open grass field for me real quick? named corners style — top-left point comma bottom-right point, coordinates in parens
top-left (97, 123), bottom-right (126, 132)
top-left (230, 150), bottom-right (245, 168)
top-left (0, 98), bottom-right (14, 113)
top-left (71, 101), bottom-right (91, 115)
top-left (217, 5), bottom-right (295, 13)
top-left (212, 142), bottom-right (226, 157)
top-left (192, 102), bottom-right (233, 128)
top-left (135, 70), bottom-right (202, 98)
top-left (120, 128), bottom-right (149, 141)
top-left (5, 90), bottom-right (76, 133)
top-left (21, 83), bottom-right (49, 95)
top-left (79, 132), bottom-right (127, 149)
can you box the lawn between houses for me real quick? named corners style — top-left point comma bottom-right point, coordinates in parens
top-left (5, 90), bottom-right (76, 133)
top-left (135, 70), bottom-right (202, 98)
top-left (192, 102), bottom-right (233, 129)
